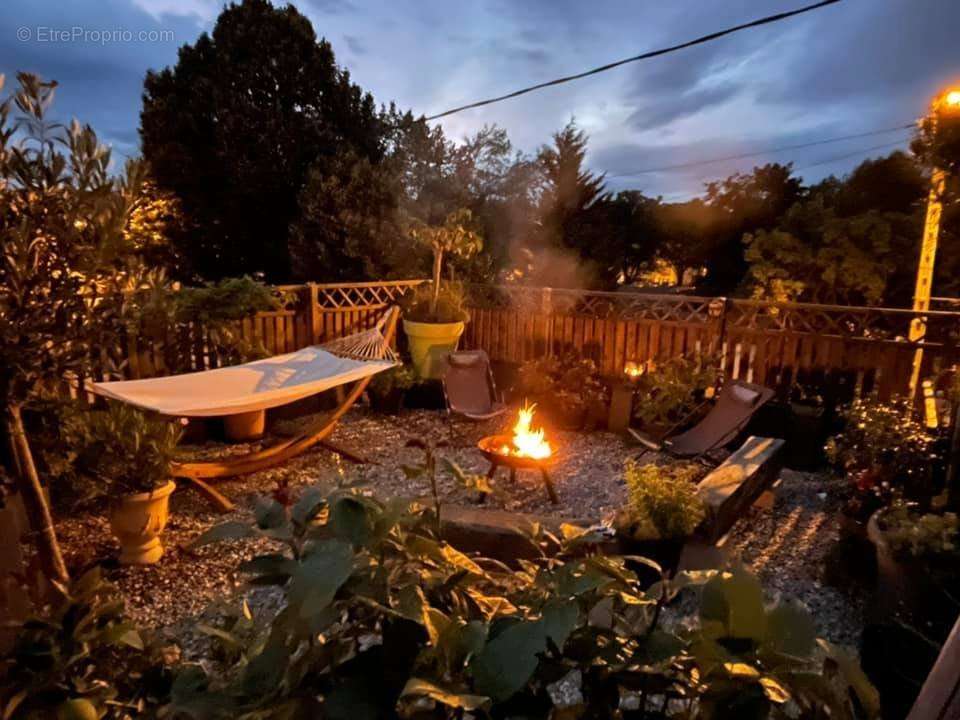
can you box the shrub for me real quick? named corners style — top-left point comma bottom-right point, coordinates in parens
top-left (825, 397), bottom-right (944, 517)
top-left (402, 281), bottom-right (470, 323)
top-left (135, 274), bottom-right (283, 372)
top-left (617, 461), bottom-right (706, 540)
top-left (880, 503), bottom-right (960, 559)
top-left (0, 568), bottom-right (163, 719)
top-left (630, 355), bottom-right (718, 427)
top-left (368, 363), bottom-right (418, 397)
top-left (516, 353), bottom-right (608, 429)
top-left (63, 404), bottom-right (182, 496)
top-left (165, 479), bottom-right (879, 719)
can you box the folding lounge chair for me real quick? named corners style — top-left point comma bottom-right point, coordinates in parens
top-left (92, 307), bottom-right (400, 511)
top-left (631, 379), bottom-right (775, 460)
top-left (442, 350), bottom-right (507, 440)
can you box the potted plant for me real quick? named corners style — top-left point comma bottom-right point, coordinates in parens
top-left (862, 502), bottom-right (960, 718)
top-left (366, 364), bottom-right (417, 415)
top-left (69, 404), bottom-right (182, 564)
top-left (825, 397), bottom-right (943, 540)
top-left (630, 356), bottom-right (718, 438)
top-left (403, 209), bottom-right (482, 379)
top-left (612, 460), bottom-right (706, 582)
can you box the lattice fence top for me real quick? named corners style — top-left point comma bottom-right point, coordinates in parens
top-left (277, 280), bottom-right (425, 310)
top-left (463, 284), bottom-right (960, 343)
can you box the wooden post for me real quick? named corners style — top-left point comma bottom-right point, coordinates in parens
top-left (946, 401), bottom-right (960, 511)
top-left (540, 286), bottom-right (553, 357)
top-left (306, 283), bottom-right (320, 346)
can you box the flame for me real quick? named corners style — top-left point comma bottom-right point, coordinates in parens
top-left (507, 402), bottom-right (552, 459)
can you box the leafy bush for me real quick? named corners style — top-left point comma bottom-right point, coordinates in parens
top-left (165, 473), bottom-right (878, 719)
top-left (62, 404), bottom-right (182, 496)
top-left (630, 355), bottom-right (718, 427)
top-left (516, 353), bottom-right (609, 429)
top-left (368, 363), bottom-right (418, 397)
top-left (402, 281), bottom-right (470, 323)
top-left (826, 397), bottom-right (944, 518)
top-left (135, 274), bottom-right (283, 373)
top-left (880, 503), bottom-right (960, 559)
top-left (616, 461), bottom-right (706, 540)
top-left (0, 568), bottom-right (163, 719)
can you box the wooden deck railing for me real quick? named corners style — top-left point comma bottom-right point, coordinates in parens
top-left (115, 280), bottom-right (959, 401)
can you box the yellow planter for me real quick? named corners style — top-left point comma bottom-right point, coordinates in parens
top-left (403, 319), bottom-right (465, 379)
top-left (109, 480), bottom-right (176, 565)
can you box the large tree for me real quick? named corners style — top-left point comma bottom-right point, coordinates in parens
top-left (141, 0), bottom-right (383, 282)
top-left (1, 74), bottom-right (151, 583)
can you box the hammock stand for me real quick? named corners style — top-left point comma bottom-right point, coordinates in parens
top-left (96, 307), bottom-right (400, 513)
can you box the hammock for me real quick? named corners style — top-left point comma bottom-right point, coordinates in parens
top-left (91, 307), bottom-right (400, 512)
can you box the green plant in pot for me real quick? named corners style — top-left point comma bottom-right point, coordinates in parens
top-left (403, 208), bottom-right (482, 378)
top-left (67, 404), bottom-right (182, 564)
top-left (366, 363), bottom-right (417, 414)
top-left (613, 460), bottom-right (705, 577)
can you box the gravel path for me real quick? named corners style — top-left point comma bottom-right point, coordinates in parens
top-left (52, 407), bottom-right (864, 651)
top-left (723, 469), bottom-right (865, 647)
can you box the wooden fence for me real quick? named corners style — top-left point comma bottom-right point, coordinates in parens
top-left (116, 280), bottom-right (960, 401)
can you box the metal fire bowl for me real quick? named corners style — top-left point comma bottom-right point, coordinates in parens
top-left (477, 434), bottom-right (556, 470)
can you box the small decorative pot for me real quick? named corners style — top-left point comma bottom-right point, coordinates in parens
top-left (109, 480), bottom-right (176, 565)
top-left (403, 319), bottom-right (465, 379)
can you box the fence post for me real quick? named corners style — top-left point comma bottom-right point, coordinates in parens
top-left (708, 297), bottom-right (730, 378)
top-left (305, 283), bottom-right (320, 345)
top-left (540, 287), bottom-right (553, 356)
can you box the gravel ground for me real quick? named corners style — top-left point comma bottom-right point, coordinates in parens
top-left (723, 469), bottom-right (865, 647)
top-left (52, 406), bottom-right (864, 652)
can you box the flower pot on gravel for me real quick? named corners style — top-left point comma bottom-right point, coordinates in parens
top-left (109, 480), bottom-right (176, 564)
top-left (224, 409), bottom-right (266, 442)
top-left (403, 319), bottom-right (465, 380)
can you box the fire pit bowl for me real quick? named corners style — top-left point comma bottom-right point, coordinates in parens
top-left (477, 433), bottom-right (559, 504)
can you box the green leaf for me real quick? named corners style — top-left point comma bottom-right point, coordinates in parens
top-left (238, 553), bottom-right (297, 583)
top-left (471, 618), bottom-right (547, 701)
top-left (700, 568), bottom-right (766, 643)
top-left (330, 496), bottom-right (373, 547)
top-left (541, 600), bottom-right (579, 649)
top-left (635, 629), bottom-right (684, 665)
top-left (291, 486), bottom-right (326, 526)
top-left (189, 520), bottom-right (256, 548)
top-left (102, 623), bottom-right (144, 650)
top-left (253, 497), bottom-right (287, 530)
top-left (765, 600), bottom-right (816, 657)
top-left (241, 639), bottom-right (288, 698)
top-left (287, 539), bottom-right (354, 619)
top-left (818, 639), bottom-right (882, 719)
top-left (400, 678), bottom-right (490, 712)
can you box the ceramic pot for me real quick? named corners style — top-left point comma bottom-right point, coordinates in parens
top-left (109, 480), bottom-right (176, 564)
top-left (403, 319), bottom-right (465, 379)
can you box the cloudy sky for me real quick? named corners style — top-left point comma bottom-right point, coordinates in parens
top-left (1, 0), bottom-right (958, 200)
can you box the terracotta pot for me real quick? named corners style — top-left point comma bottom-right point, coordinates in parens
top-left (109, 480), bottom-right (176, 565)
top-left (402, 319), bottom-right (465, 379)
top-left (224, 409), bottom-right (266, 442)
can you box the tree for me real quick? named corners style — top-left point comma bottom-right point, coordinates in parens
top-left (701, 163), bottom-right (805, 294)
top-left (141, 0), bottom-right (383, 282)
top-left (0, 74), bottom-right (149, 583)
top-left (409, 208), bottom-right (482, 315)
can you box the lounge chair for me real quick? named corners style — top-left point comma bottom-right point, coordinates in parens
top-left (630, 379), bottom-right (775, 460)
top-left (93, 307), bottom-right (400, 511)
top-left (442, 350), bottom-right (507, 421)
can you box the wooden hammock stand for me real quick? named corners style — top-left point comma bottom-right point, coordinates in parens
top-left (172, 306), bottom-right (400, 512)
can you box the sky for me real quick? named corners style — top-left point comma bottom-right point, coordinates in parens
top-left (1, 0), bottom-right (959, 201)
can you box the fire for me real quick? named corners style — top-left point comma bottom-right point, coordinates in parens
top-left (501, 402), bottom-right (552, 459)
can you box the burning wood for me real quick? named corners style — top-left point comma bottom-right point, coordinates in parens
top-left (499, 402), bottom-right (552, 460)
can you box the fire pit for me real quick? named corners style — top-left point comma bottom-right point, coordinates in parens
top-left (477, 403), bottom-right (559, 504)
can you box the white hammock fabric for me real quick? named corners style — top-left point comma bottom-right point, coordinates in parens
top-left (93, 324), bottom-right (398, 418)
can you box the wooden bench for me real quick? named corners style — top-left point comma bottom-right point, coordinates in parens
top-left (695, 436), bottom-right (785, 543)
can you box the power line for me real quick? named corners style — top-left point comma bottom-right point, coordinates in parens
top-left (607, 124), bottom-right (914, 178)
top-left (648, 139), bottom-right (912, 202)
top-left (795, 139), bottom-right (911, 171)
top-left (425, 0), bottom-right (844, 121)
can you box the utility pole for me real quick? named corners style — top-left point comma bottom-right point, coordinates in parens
top-left (908, 89), bottom-right (960, 398)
